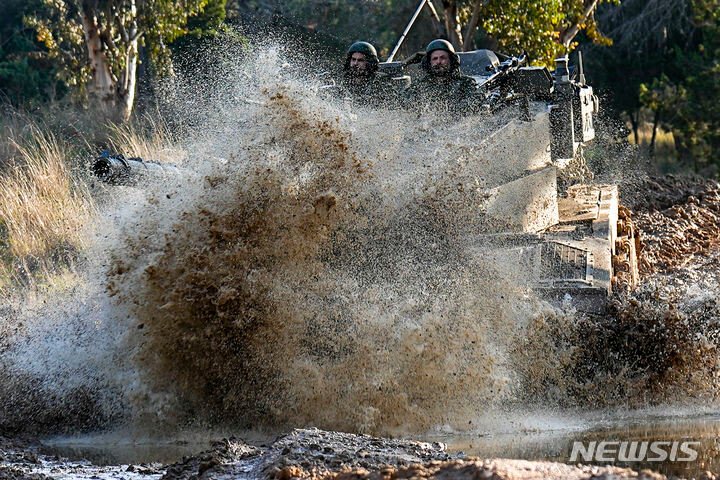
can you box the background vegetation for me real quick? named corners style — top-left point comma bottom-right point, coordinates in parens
top-left (0, 0), bottom-right (718, 289)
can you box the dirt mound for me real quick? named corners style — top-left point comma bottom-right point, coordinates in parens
top-left (620, 175), bottom-right (719, 212)
top-left (325, 459), bottom-right (670, 480)
top-left (160, 428), bottom-right (679, 480)
top-left (621, 176), bottom-right (720, 274)
top-left (511, 176), bottom-right (720, 409)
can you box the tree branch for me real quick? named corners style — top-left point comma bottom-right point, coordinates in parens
top-left (426, 0), bottom-right (446, 38)
top-left (116, 8), bottom-right (130, 44)
top-left (129, 15), bottom-right (141, 43)
top-left (462, 0), bottom-right (488, 51)
top-left (441, 0), bottom-right (463, 49)
top-left (560, 0), bottom-right (601, 48)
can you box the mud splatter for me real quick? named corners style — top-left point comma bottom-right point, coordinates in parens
top-left (108, 67), bottom-right (533, 434)
top-left (2, 45), bottom-right (720, 440)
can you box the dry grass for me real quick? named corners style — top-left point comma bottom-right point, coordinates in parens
top-left (0, 109), bottom-right (36, 168)
top-left (627, 119), bottom-right (679, 173)
top-left (106, 116), bottom-right (181, 163)
top-left (0, 127), bottom-right (95, 285)
top-left (0, 106), bottom-right (180, 290)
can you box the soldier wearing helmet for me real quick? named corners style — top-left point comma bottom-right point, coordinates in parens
top-left (404, 39), bottom-right (479, 115)
top-left (339, 41), bottom-right (395, 107)
top-left (344, 41), bottom-right (379, 78)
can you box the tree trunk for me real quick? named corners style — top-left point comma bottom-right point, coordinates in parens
top-left (80, 6), bottom-right (116, 116)
top-left (116, 0), bottom-right (139, 122)
top-left (559, 0), bottom-right (601, 48)
top-left (650, 109), bottom-right (661, 156)
top-left (628, 109), bottom-right (640, 145)
top-left (80, 1), bottom-right (143, 122)
top-left (441, 0), bottom-right (463, 50)
top-left (117, 38), bottom-right (138, 122)
top-left (462, 0), bottom-right (486, 51)
top-left (426, 0), bottom-right (446, 38)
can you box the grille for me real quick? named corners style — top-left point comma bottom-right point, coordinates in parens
top-left (537, 241), bottom-right (593, 286)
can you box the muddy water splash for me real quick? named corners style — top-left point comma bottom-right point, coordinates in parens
top-left (105, 46), bottom-right (541, 435)
top-left (2, 45), bottom-right (720, 438)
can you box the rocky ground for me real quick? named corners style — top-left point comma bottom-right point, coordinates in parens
top-left (1, 428), bottom-right (710, 480)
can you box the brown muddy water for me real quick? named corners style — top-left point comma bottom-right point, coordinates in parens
top-left (2, 44), bottom-right (720, 479)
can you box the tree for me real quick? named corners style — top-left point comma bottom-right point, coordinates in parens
top-left (655, 0), bottom-right (720, 169)
top-left (236, 0), bottom-right (617, 67)
top-left (427, 0), bottom-right (617, 65)
top-left (585, 0), bottom-right (696, 144)
top-left (638, 75), bottom-right (684, 154)
top-left (586, 0), bottom-right (719, 168)
top-left (27, 0), bottom-right (211, 122)
top-left (0, 0), bottom-right (63, 105)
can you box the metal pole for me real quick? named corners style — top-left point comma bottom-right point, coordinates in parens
top-left (578, 50), bottom-right (586, 85)
top-left (386, 0), bottom-right (428, 62)
top-left (425, 0), bottom-right (441, 24)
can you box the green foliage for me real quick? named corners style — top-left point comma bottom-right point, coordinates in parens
top-left (255, 0), bottom-right (617, 67)
top-left (584, 0), bottom-right (719, 171)
top-left (172, 0), bottom-right (233, 50)
top-left (25, 0), bottom-right (212, 105)
top-left (0, 0), bottom-right (62, 105)
top-left (24, 1), bottom-right (90, 96)
top-left (638, 75), bottom-right (684, 115)
top-left (635, 0), bottom-right (720, 169)
top-left (187, 0), bottom-right (228, 37)
top-left (140, 0), bottom-right (214, 74)
top-left (480, 0), bottom-right (618, 65)
top-left (481, 0), bottom-right (566, 64)
top-left (170, 0), bottom-right (249, 93)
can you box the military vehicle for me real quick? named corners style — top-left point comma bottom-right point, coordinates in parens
top-left (376, 0), bottom-right (640, 312)
top-left (92, 5), bottom-right (639, 313)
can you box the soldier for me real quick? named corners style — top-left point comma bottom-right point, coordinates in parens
top-left (403, 39), bottom-right (479, 115)
top-left (339, 41), bottom-right (395, 107)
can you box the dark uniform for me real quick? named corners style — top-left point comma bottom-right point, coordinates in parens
top-left (338, 41), bottom-right (397, 108)
top-left (403, 39), bottom-right (479, 116)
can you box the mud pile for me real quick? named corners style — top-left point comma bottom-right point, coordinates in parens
top-left (624, 175), bottom-right (720, 274)
top-left (160, 429), bottom-right (673, 480)
top-left (0, 429), bottom-right (692, 480)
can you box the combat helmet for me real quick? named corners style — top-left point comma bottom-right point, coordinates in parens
top-left (421, 38), bottom-right (461, 73)
top-left (344, 41), bottom-right (380, 75)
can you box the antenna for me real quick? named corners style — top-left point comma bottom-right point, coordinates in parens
top-left (387, 0), bottom-right (429, 62)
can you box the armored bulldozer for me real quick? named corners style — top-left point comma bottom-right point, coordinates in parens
top-left (92, 43), bottom-right (639, 314)
top-left (379, 45), bottom-right (639, 312)
top-left (379, 1), bottom-right (638, 312)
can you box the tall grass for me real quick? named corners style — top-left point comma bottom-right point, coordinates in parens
top-left (0, 104), bottom-right (180, 290)
top-left (107, 117), bottom-right (179, 163)
top-left (0, 127), bottom-right (95, 286)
